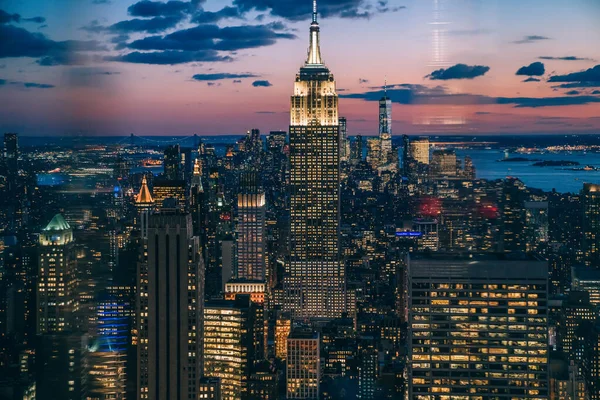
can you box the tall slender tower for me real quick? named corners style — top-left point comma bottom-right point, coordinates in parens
top-left (236, 172), bottom-right (266, 281)
top-left (287, 0), bottom-right (345, 319)
top-left (137, 211), bottom-right (205, 400)
top-left (379, 82), bottom-right (392, 165)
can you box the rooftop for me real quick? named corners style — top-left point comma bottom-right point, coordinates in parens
top-left (43, 214), bottom-right (71, 232)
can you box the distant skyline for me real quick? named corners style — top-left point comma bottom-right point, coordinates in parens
top-left (0, 0), bottom-right (599, 136)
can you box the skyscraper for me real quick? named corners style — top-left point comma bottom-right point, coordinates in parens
top-left (236, 172), bottom-right (266, 281)
top-left (582, 183), bottom-right (600, 268)
top-left (287, 330), bottom-right (320, 400)
top-left (163, 144), bottom-right (182, 180)
top-left (203, 295), bottom-right (257, 400)
top-left (339, 117), bottom-right (350, 162)
top-left (379, 88), bottom-right (392, 166)
top-left (407, 254), bottom-right (549, 399)
top-left (287, 0), bottom-right (345, 319)
top-left (409, 137), bottom-right (430, 165)
top-left (3, 132), bottom-right (18, 175)
top-left (137, 211), bottom-right (204, 400)
top-left (37, 214), bottom-right (76, 334)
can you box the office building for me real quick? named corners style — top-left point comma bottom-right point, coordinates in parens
top-left (137, 212), bottom-right (204, 400)
top-left (408, 254), bottom-right (549, 399)
top-left (582, 183), bottom-right (600, 268)
top-left (572, 266), bottom-right (600, 309)
top-left (37, 214), bottom-right (77, 334)
top-left (87, 290), bottom-right (130, 400)
top-left (409, 137), bottom-right (429, 165)
top-left (164, 144), bottom-right (182, 180)
top-left (339, 117), bottom-right (350, 162)
top-left (275, 313), bottom-right (292, 361)
top-left (152, 179), bottom-right (187, 210)
top-left (287, 330), bottom-right (320, 400)
top-left (203, 296), bottom-right (256, 400)
top-left (236, 172), bottom-right (266, 281)
top-left (357, 336), bottom-right (378, 400)
top-left (287, 0), bottom-right (345, 319)
top-left (559, 291), bottom-right (596, 360)
top-left (366, 137), bottom-right (382, 170)
top-left (35, 333), bottom-right (88, 400)
top-left (198, 377), bottom-right (222, 400)
top-left (430, 149), bottom-right (457, 178)
top-left (351, 135), bottom-right (364, 164)
top-left (525, 201), bottom-right (549, 252)
top-left (577, 321), bottom-right (600, 400)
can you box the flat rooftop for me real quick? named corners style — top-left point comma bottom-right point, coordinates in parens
top-left (409, 252), bottom-right (548, 280)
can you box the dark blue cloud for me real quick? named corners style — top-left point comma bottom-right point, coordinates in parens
top-left (427, 64), bottom-right (490, 80)
top-left (552, 82), bottom-right (600, 89)
top-left (539, 56), bottom-right (594, 61)
top-left (340, 85), bottom-right (600, 108)
top-left (105, 50), bottom-right (231, 64)
top-left (0, 79), bottom-right (54, 88)
top-left (516, 62), bottom-right (545, 76)
top-left (548, 65), bottom-right (600, 83)
top-left (192, 6), bottom-right (242, 24)
top-left (92, 0), bottom-right (112, 4)
top-left (497, 96), bottom-right (600, 107)
top-left (109, 16), bottom-right (184, 33)
top-left (124, 23), bottom-right (295, 55)
top-left (127, 1), bottom-right (192, 17)
top-left (513, 35), bottom-right (550, 44)
top-left (0, 25), bottom-right (105, 65)
top-left (233, 0), bottom-right (402, 21)
top-left (565, 90), bottom-right (580, 95)
top-left (593, 90), bottom-right (600, 95)
top-left (523, 77), bottom-right (541, 82)
top-left (0, 9), bottom-right (45, 24)
top-left (252, 80), bottom-right (272, 87)
top-left (192, 73), bottom-right (258, 81)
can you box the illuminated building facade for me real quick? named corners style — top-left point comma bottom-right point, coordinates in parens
top-left (339, 117), bottom-right (349, 162)
top-left (137, 212), bottom-right (204, 400)
top-left (287, 0), bottom-right (345, 319)
top-left (358, 336), bottom-right (378, 400)
top-left (224, 280), bottom-right (266, 304)
top-left (366, 138), bottom-right (382, 170)
top-left (152, 179), bottom-right (187, 210)
top-left (572, 266), bottom-right (600, 308)
top-left (408, 254), bottom-right (549, 399)
top-left (409, 137), bottom-right (430, 165)
top-left (379, 90), bottom-right (392, 166)
top-left (203, 296), bottom-right (256, 400)
top-left (430, 149), bottom-right (457, 178)
top-left (236, 172), bottom-right (266, 281)
top-left (275, 313), bottom-right (292, 361)
top-left (287, 331), bottom-right (320, 400)
top-left (582, 183), bottom-right (600, 268)
top-left (87, 290), bottom-right (130, 400)
top-left (37, 214), bottom-right (76, 334)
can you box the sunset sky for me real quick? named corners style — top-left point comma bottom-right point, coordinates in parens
top-left (1, 0), bottom-right (599, 136)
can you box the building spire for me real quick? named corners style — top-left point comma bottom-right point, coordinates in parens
top-left (384, 76), bottom-right (387, 96)
top-left (306, 0), bottom-right (323, 65)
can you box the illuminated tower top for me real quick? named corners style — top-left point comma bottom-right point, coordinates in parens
top-left (135, 176), bottom-right (154, 205)
top-left (291, 0), bottom-right (338, 127)
top-left (306, 0), bottom-right (323, 66)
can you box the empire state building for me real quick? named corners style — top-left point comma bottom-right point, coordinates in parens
top-left (287, 0), bottom-right (346, 319)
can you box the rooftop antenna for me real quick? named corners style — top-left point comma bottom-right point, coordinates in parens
top-left (313, 0), bottom-right (318, 23)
